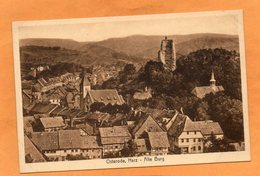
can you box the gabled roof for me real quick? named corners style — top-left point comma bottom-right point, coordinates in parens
top-left (193, 121), bottom-right (223, 135)
top-left (167, 114), bottom-right (223, 138)
top-left (22, 89), bottom-right (32, 99)
top-left (48, 87), bottom-right (67, 99)
top-left (50, 107), bottom-right (68, 116)
top-left (148, 132), bottom-right (170, 148)
top-left (40, 117), bottom-right (65, 129)
top-left (30, 103), bottom-right (58, 114)
top-left (131, 114), bottom-right (165, 136)
top-left (86, 112), bottom-right (126, 125)
top-left (165, 111), bottom-right (179, 131)
top-left (31, 130), bottom-right (101, 151)
top-left (31, 132), bottom-right (59, 151)
top-left (75, 123), bottom-right (94, 135)
top-left (58, 130), bottom-right (82, 149)
top-left (88, 89), bottom-right (125, 105)
top-left (81, 136), bottom-right (101, 149)
top-left (99, 126), bottom-right (131, 138)
top-left (24, 135), bottom-right (46, 162)
top-left (167, 114), bottom-right (199, 137)
top-left (136, 107), bottom-right (177, 121)
top-left (192, 86), bottom-right (224, 99)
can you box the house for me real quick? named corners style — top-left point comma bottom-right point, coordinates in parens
top-left (24, 135), bottom-right (46, 163)
top-left (30, 131), bottom-right (59, 161)
top-left (86, 112), bottom-right (127, 127)
top-left (148, 132), bottom-right (170, 156)
top-left (75, 123), bottom-right (95, 136)
top-left (47, 87), bottom-right (67, 105)
top-left (39, 116), bottom-right (65, 132)
top-left (192, 71), bottom-right (224, 99)
top-left (84, 89), bottom-right (125, 109)
top-left (37, 77), bottom-right (63, 93)
top-left (30, 103), bottom-right (59, 115)
top-left (131, 114), bottom-right (165, 139)
top-left (58, 130), bottom-right (102, 160)
top-left (167, 114), bottom-right (204, 154)
top-left (99, 126), bottom-right (131, 156)
top-left (22, 89), bottom-right (33, 108)
top-left (80, 135), bottom-right (103, 159)
top-left (193, 121), bottom-right (224, 139)
top-left (30, 130), bottom-right (102, 161)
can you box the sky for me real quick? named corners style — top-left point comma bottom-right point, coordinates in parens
top-left (18, 12), bottom-right (240, 42)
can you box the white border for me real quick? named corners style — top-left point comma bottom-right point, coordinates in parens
top-left (12, 10), bottom-right (250, 173)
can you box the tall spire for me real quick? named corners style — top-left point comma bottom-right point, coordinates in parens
top-left (210, 70), bottom-right (216, 88)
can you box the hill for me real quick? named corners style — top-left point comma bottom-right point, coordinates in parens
top-left (20, 33), bottom-right (239, 66)
top-left (20, 45), bottom-right (142, 66)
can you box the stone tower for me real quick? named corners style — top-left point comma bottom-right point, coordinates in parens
top-left (158, 36), bottom-right (176, 71)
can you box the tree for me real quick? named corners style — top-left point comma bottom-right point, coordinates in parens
top-left (194, 100), bottom-right (210, 121)
top-left (121, 140), bottom-right (137, 157)
top-left (207, 93), bottom-right (244, 141)
top-left (176, 48), bottom-right (241, 99)
top-left (123, 64), bottom-right (136, 75)
top-left (204, 133), bottom-right (230, 152)
top-left (166, 95), bottom-right (199, 118)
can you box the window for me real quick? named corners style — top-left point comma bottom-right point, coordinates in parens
top-left (187, 132), bottom-right (189, 135)
top-left (181, 139), bottom-right (184, 143)
top-left (72, 149), bottom-right (74, 152)
top-left (64, 150), bottom-right (66, 153)
top-left (198, 139), bottom-right (201, 142)
top-left (192, 146), bottom-right (196, 151)
top-left (194, 131), bottom-right (197, 135)
top-left (75, 149), bottom-right (78, 152)
top-left (198, 146), bottom-right (202, 151)
top-left (193, 139), bottom-right (196, 142)
top-left (186, 139), bottom-right (189, 142)
top-left (115, 146), bottom-right (118, 149)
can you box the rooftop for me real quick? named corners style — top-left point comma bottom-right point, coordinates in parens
top-left (88, 89), bottom-right (125, 105)
top-left (148, 132), bottom-right (170, 148)
top-left (192, 86), bottom-right (224, 99)
top-left (40, 116), bottom-right (65, 129)
top-left (99, 126), bottom-right (131, 138)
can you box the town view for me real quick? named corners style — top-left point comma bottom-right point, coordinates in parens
top-left (20, 34), bottom-right (245, 163)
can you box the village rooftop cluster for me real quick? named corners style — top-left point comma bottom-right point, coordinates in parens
top-left (22, 37), bottom-right (241, 163)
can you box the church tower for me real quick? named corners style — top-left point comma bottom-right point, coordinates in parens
top-left (158, 36), bottom-right (176, 71)
top-left (80, 69), bottom-right (91, 110)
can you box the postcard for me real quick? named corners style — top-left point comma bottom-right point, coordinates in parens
top-left (12, 10), bottom-right (250, 173)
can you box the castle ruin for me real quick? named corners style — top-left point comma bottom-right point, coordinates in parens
top-left (158, 36), bottom-right (176, 71)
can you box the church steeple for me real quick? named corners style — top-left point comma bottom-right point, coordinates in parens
top-left (210, 70), bottom-right (216, 89)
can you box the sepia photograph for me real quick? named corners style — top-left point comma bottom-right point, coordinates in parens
top-left (12, 10), bottom-right (250, 173)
